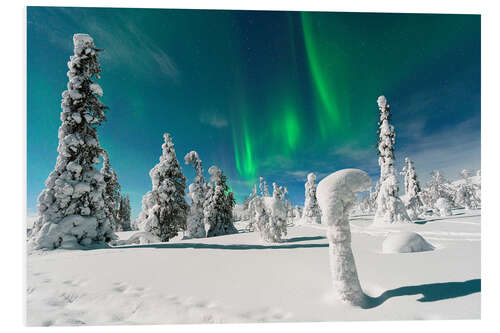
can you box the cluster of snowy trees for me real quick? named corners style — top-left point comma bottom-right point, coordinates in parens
top-left (134, 134), bottom-right (238, 242)
top-left (352, 96), bottom-right (481, 221)
top-left (28, 33), bottom-right (236, 250)
top-left (243, 176), bottom-right (288, 242)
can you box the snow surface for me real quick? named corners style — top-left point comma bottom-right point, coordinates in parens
top-left (27, 209), bottom-right (480, 326)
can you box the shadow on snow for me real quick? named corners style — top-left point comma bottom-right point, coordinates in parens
top-left (362, 279), bottom-right (481, 309)
top-left (114, 236), bottom-right (327, 250)
top-left (414, 213), bottom-right (480, 225)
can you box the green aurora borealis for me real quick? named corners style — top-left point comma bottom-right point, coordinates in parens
top-left (27, 8), bottom-right (480, 216)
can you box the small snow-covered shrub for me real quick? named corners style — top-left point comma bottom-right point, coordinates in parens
top-left (435, 197), bottom-right (452, 216)
top-left (382, 232), bottom-right (435, 253)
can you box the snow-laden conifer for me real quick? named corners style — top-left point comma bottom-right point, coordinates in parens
top-left (373, 96), bottom-right (411, 225)
top-left (117, 194), bottom-right (132, 231)
top-left (435, 197), bottom-right (452, 216)
top-left (454, 169), bottom-right (481, 210)
top-left (203, 166), bottom-right (238, 237)
top-left (400, 157), bottom-right (424, 219)
top-left (29, 34), bottom-right (115, 250)
top-left (259, 176), bottom-right (270, 197)
top-left (136, 133), bottom-right (188, 242)
top-left (184, 151), bottom-right (207, 238)
top-left (242, 185), bottom-right (257, 220)
top-left (421, 170), bottom-right (454, 211)
top-left (101, 150), bottom-right (121, 231)
top-left (302, 173), bottom-right (322, 224)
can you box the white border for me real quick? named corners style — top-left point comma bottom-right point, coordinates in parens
top-left (3, 0), bottom-right (499, 332)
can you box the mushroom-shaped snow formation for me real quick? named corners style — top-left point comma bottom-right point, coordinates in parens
top-left (382, 232), bottom-right (435, 253)
top-left (317, 169), bottom-right (371, 306)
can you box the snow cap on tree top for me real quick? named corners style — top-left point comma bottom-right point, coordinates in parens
top-left (73, 33), bottom-right (94, 51)
top-left (307, 172), bottom-right (316, 182)
top-left (208, 165), bottom-right (222, 181)
top-left (377, 95), bottom-right (387, 109)
top-left (161, 133), bottom-right (176, 159)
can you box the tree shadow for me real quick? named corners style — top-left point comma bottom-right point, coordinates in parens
top-left (414, 214), bottom-right (481, 225)
top-left (286, 236), bottom-right (326, 243)
top-left (115, 242), bottom-right (329, 251)
top-left (362, 279), bottom-right (481, 309)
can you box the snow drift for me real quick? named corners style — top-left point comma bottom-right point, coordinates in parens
top-left (382, 232), bottom-right (435, 253)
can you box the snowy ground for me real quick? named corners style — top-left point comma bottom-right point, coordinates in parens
top-left (26, 209), bottom-right (480, 326)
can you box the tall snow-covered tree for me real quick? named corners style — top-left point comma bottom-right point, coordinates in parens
top-left (203, 166), bottom-right (238, 237)
top-left (117, 194), bottom-right (132, 231)
top-left (184, 151), bottom-right (207, 238)
top-left (373, 96), bottom-right (411, 225)
top-left (29, 34), bottom-right (115, 250)
top-left (302, 173), bottom-right (322, 224)
top-left (101, 150), bottom-right (121, 231)
top-left (400, 157), bottom-right (424, 219)
top-left (135, 133), bottom-right (189, 242)
top-left (259, 176), bottom-right (270, 197)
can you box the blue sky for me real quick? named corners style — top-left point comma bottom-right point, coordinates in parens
top-left (27, 7), bottom-right (480, 219)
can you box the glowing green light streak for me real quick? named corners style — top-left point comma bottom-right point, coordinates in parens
top-left (282, 107), bottom-right (300, 150)
top-left (232, 117), bottom-right (256, 181)
top-left (301, 12), bottom-right (342, 138)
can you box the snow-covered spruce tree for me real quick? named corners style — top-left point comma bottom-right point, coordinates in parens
top-left (259, 176), bottom-right (270, 197)
top-left (136, 133), bottom-right (189, 242)
top-left (277, 185), bottom-right (293, 221)
top-left (118, 194), bottom-right (132, 231)
top-left (184, 151), bottom-right (207, 238)
top-left (242, 185), bottom-right (257, 220)
top-left (101, 150), bottom-right (121, 231)
top-left (373, 96), bottom-right (411, 225)
top-left (203, 166), bottom-right (238, 237)
top-left (293, 205), bottom-right (303, 222)
top-left (29, 34), bottom-right (116, 250)
top-left (423, 170), bottom-right (454, 210)
top-left (454, 169), bottom-right (481, 210)
top-left (367, 181), bottom-right (380, 213)
top-left (316, 169), bottom-right (371, 306)
top-left (435, 197), bottom-right (452, 216)
top-left (302, 173), bottom-right (322, 224)
top-left (400, 157), bottom-right (424, 219)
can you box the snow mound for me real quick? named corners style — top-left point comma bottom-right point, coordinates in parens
top-left (382, 232), bottom-right (435, 254)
